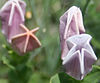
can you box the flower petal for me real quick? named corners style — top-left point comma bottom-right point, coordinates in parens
top-left (64, 51), bottom-right (82, 80)
top-left (59, 6), bottom-right (85, 59)
top-left (12, 35), bottom-right (27, 54)
top-left (0, 0), bottom-right (26, 43)
top-left (83, 49), bottom-right (97, 74)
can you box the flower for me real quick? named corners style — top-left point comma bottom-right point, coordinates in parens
top-left (0, 0), bottom-right (41, 54)
top-left (59, 6), bottom-right (97, 80)
top-left (11, 24), bottom-right (41, 54)
top-left (25, 11), bottom-right (32, 19)
top-left (62, 34), bottom-right (97, 80)
top-left (59, 6), bottom-right (85, 59)
top-left (0, 0), bottom-right (26, 43)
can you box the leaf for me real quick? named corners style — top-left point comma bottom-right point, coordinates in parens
top-left (2, 56), bottom-right (15, 70)
top-left (82, 65), bottom-right (100, 83)
top-left (50, 73), bottom-right (81, 83)
top-left (50, 74), bottom-right (60, 83)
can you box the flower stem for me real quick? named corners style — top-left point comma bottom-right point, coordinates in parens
top-left (83, 0), bottom-right (91, 19)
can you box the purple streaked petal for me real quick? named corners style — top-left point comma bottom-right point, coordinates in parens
top-left (11, 24), bottom-right (41, 54)
top-left (62, 34), bottom-right (97, 80)
top-left (64, 51), bottom-right (82, 80)
top-left (0, 0), bottom-right (26, 43)
top-left (59, 6), bottom-right (85, 59)
top-left (84, 49), bottom-right (97, 75)
top-left (67, 34), bottom-right (91, 46)
top-left (12, 35), bottom-right (26, 54)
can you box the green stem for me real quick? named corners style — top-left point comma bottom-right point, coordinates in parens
top-left (83, 0), bottom-right (91, 19)
top-left (29, 0), bottom-right (38, 25)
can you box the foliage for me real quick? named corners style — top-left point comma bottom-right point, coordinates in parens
top-left (0, 0), bottom-right (100, 83)
top-left (50, 66), bottom-right (100, 83)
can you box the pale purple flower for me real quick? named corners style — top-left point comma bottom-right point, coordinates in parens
top-left (0, 0), bottom-right (26, 43)
top-left (62, 34), bottom-right (97, 80)
top-left (59, 6), bottom-right (85, 59)
top-left (59, 6), bottom-right (97, 80)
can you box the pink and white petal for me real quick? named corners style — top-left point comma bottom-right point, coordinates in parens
top-left (26, 35), bottom-right (41, 52)
top-left (63, 51), bottom-right (82, 80)
top-left (59, 6), bottom-right (86, 59)
top-left (63, 43), bottom-right (77, 64)
top-left (83, 49), bottom-right (97, 75)
top-left (59, 11), bottom-right (67, 50)
top-left (0, 4), bottom-right (11, 36)
top-left (7, 7), bottom-right (25, 42)
top-left (61, 42), bottom-right (69, 59)
top-left (16, 2), bottom-right (25, 21)
top-left (12, 35), bottom-right (27, 54)
top-left (0, 1), bottom-right (11, 13)
top-left (67, 34), bottom-right (91, 46)
top-left (84, 43), bottom-right (97, 60)
top-left (0, 0), bottom-right (26, 43)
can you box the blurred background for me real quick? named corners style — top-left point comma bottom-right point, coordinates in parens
top-left (0, 0), bottom-right (100, 83)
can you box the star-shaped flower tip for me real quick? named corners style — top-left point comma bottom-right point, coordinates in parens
top-left (59, 6), bottom-right (85, 59)
top-left (11, 24), bottom-right (41, 54)
top-left (0, 0), bottom-right (26, 43)
top-left (62, 34), bottom-right (97, 80)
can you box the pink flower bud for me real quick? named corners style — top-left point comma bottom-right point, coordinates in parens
top-left (0, 0), bottom-right (26, 43)
top-left (63, 34), bottom-right (97, 80)
top-left (59, 6), bottom-right (85, 59)
top-left (11, 24), bottom-right (41, 54)
top-left (59, 6), bottom-right (97, 80)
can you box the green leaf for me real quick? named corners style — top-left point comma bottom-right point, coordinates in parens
top-left (2, 56), bottom-right (15, 70)
top-left (50, 74), bottom-right (60, 83)
top-left (50, 73), bottom-right (81, 83)
top-left (82, 65), bottom-right (100, 83)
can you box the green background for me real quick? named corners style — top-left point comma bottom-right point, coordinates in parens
top-left (0, 0), bottom-right (100, 83)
